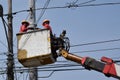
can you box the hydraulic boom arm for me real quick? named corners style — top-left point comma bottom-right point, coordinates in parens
top-left (60, 49), bottom-right (120, 79)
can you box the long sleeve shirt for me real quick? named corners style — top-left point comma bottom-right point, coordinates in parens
top-left (19, 25), bottom-right (28, 32)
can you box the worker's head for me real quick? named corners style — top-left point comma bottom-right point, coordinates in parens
top-left (21, 20), bottom-right (30, 26)
top-left (42, 19), bottom-right (50, 26)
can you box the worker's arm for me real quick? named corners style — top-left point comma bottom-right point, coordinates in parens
top-left (20, 25), bottom-right (28, 32)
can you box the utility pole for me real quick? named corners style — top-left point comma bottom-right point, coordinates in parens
top-left (28, 0), bottom-right (36, 28)
top-left (7, 0), bottom-right (14, 80)
top-left (28, 0), bottom-right (38, 80)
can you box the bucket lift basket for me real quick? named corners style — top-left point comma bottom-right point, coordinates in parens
top-left (16, 29), bottom-right (56, 67)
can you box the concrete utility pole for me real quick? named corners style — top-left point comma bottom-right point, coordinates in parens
top-left (28, 0), bottom-right (38, 80)
top-left (7, 0), bottom-right (14, 80)
top-left (28, 0), bottom-right (36, 28)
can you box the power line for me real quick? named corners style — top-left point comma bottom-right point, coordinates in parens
top-left (73, 0), bottom-right (79, 4)
top-left (8, 46), bottom-right (120, 61)
top-left (77, 2), bottom-right (120, 7)
top-left (14, 56), bottom-right (120, 68)
top-left (36, 0), bottom-right (51, 24)
top-left (70, 38), bottom-right (120, 47)
top-left (0, 63), bottom-right (83, 74)
top-left (78, 0), bottom-right (96, 5)
top-left (71, 47), bottom-right (120, 53)
top-left (0, 63), bottom-right (81, 70)
top-left (1, 17), bottom-right (9, 49)
top-left (67, 0), bottom-right (96, 6)
top-left (3, 2), bottom-right (120, 16)
top-left (38, 68), bottom-right (83, 78)
top-left (38, 71), bottom-right (55, 78)
top-left (0, 67), bottom-right (85, 75)
top-left (36, 2), bottom-right (120, 10)
top-left (1, 46), bottom-right (119, 61)
top-left (0, 59), bottom-right (120, 75)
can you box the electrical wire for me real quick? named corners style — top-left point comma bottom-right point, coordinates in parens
top-left (38, 71), bottom-right (55, 78)
top-left (28, 68), bottom-right (85, 73)
top-left (7, 46), bottom-right (120, 63)
top-left (0, 63), bottom-right (81, 70)
top-left (71, 47), bottom-right (120, 53)
top-left (1, 17), bottom-right (9, 49)
top-left (0, 58), bottom-right (120, 75)
top-left (0, 67), bottom-right (85, 75)
top-left (78, 0), bottom-right (96, 5)
top-left (70, 38), bottom-right (120, 47)
top-left (36, 64), bottom-right (81, 69)
top-left (13, 64), bottom-right (81, 72)
top-left (73, 0), bottom-right (79, 4)
top-left (67, 0), bottom-right (96, 7)
top-left (77, 2), bottom-right (120, 7)
top-left (3, 2), bottom-right (120, 16)
top-left (36, 2), bottom-right (120, 10)
top-left (0, 44), bottom-right (119, 62)
top-left (36, 0), bottom-right (51, 24)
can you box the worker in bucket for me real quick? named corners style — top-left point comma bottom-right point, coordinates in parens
top-left (42, 19), bottom-right (52, 34)
top-left (42, 19), bottom-right (59, 59)
top-left (19, 20), bottom-right (30, 33)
